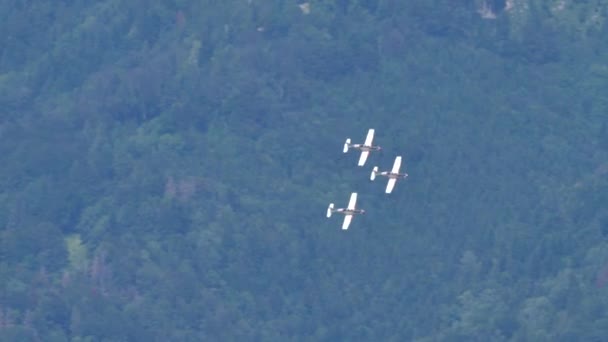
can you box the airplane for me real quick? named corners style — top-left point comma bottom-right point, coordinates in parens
top-left (326, 192), bottom-right (365, 230)
top-left (343, 128), bottom-right (382, 166)
top-left (370, 156), bottom-right (408, 194)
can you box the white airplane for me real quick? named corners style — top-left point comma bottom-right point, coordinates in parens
top-left (343, 128), bottom-right (382, 166)
top-left (370, 156), bottom-right (408, 194)
top-left (326, 192), bottom-right (365, 230)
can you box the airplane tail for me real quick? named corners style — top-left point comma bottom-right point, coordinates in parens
top-left (370, 166), bottom-right (378, 181)
top-left (326, 203), bottom-right (334, 218)
top-left (343, 139), bottom-right (351, 153)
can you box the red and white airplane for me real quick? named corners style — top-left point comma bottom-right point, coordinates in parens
top-left (370, 156), bottom-right (408, 194)
top-left (326, 192), bottom-right (365, 230)
top-left (343, 128), bottom-right (381, 166)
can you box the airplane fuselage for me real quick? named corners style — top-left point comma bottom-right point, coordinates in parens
top-left (376, 171), bottom-right (408, 179)
top-left (332, 208), bottom-right (366, 215)
top-left (388, 172), bottom-right (408, 179)
top-left (349, 144), bottom-right (381, 152)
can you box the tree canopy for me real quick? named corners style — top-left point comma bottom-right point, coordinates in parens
top-left (1, 0), bottom-right (608, 340)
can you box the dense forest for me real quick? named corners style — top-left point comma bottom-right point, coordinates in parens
top-left (1, 0), bottom-right (608, 340)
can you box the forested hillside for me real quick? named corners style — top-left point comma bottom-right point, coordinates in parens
top-left (1, 0), bottom-right (608, 340)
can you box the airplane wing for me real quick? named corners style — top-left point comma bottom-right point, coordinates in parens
top-left (358, 151), bottom-right (370, 166)
top-left (347, 192), bottom-right (358, 209)
top-left (385, 178), bottom-right (397, 194)
top-left (391, 156), bottom-right (402, 173)
top-left (342, 214), bottom-right (353, 230)
top-left (364, 129), bottom-right (375, 146)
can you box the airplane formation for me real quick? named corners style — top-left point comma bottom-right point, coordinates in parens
top-left (327, 128), bottom-right (408, 230)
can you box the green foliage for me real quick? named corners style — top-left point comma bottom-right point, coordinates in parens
top-left (1, 0), bottom-right (607, 340)
top-left (65, 234), bottom-right (88, 271)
